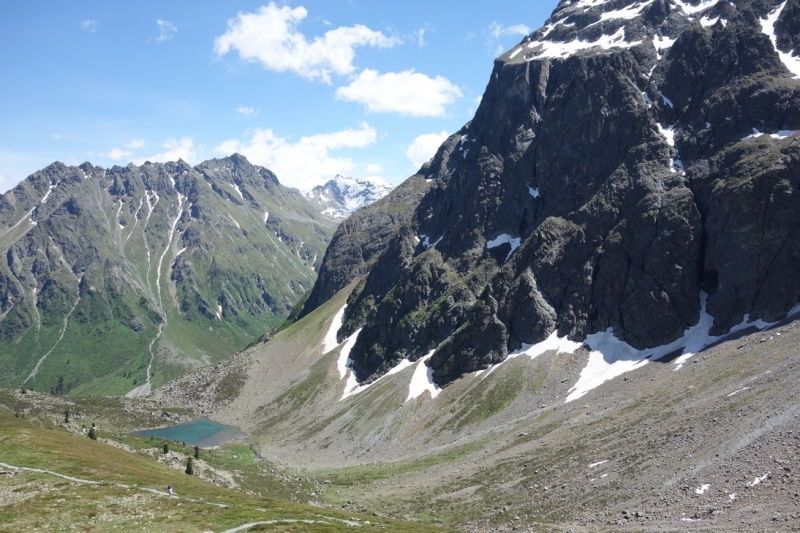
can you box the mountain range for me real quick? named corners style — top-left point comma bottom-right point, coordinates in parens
top-left (0, 154), bottom-right (335, 396)
top-left (2, 0), bottom-right (800, 530)
top-left (149, 2), bottom-right (800, 530)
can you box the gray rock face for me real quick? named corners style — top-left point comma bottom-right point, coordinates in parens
top-left (303, 0), bottom-right (800, 386)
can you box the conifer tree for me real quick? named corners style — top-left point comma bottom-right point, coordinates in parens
top-left (163, 443), bottom-right (169, 454)
top-left (185, 457), bottom-right (194, 475)
top-left (88, 426), bottom-right (97, 440)
top-left (194, 446), bottom-right (200, 460)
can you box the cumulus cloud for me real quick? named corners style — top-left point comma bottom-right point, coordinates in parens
top-left (214, 3), bottom-right (399, 83)
top-left (156, 19), bottom-right (177, 42)
top-left (487, 21), bottom-right (531, 55)
top-left (215, 123), bottom-right (377, 190)
top-left (133, 137), bottom-right (196, 165)
top-left (366, 164), bottom-right (384, 173)
top-left (336, 69), bottom-right (462, 117)
top-left (236, 106), bottom-right (258, 115)
top-left (100, 139), bottom-right (146, 161)
top-left (406, 131), bottom-right (449, 168)
top-left (81, 19), bottom-right (97, 33)
top-left (103, 147), bottom-right (134, 161)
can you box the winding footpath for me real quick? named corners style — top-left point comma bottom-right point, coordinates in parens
top-left (0, 460), bottom-right (362, 530)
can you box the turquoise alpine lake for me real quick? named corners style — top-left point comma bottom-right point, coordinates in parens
top-left (133, 417), bottom-right (248, 448)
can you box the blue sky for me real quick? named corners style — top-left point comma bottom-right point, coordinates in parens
top-left (0, 1), bottom-right (559, 193)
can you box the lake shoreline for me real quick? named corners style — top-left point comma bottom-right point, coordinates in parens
top-left (132, 416), bottom-right (250, 448)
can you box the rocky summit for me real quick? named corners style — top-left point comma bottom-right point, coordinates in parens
top-left (0, 154), bottom-right (335, 396)
top-left (304, 174), bottom-right (394, 220)
top-left (300, 0), bottom-right (800, 387)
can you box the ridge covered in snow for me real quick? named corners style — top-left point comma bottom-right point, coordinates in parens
top-left (304, 174), bottom-right (394, 220)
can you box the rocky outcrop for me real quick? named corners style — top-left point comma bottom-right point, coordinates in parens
top-left (303, 0), bottom-right (800, 386)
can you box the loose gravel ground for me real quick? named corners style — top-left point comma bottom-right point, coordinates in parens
top-left (150, 307), bottom-right (800, 532)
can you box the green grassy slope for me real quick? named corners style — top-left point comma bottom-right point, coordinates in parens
top-left (0, 156), bottom-right (336, 396)
top-left (0, 404), bottom-right (455, 532)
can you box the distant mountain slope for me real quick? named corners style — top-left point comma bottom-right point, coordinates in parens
top-left (303, 175), bottom-right (393, 220)
top-left (299, 0), bottom-right (800, 388)
top-left (0, 154), bottom-right (335, 396)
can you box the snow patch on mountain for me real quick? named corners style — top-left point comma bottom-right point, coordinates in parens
top-left (525, 26), bottom-right (642, 61)
top-left (565, 293), bottom-right (800, 402)
top-left (305, 175), bottom-right (393, 220)
top-left (761, 1), bottom-right (800, 78)
top-left (486, 234), bottom-right (522, 261)
top-left (323, 304), bottom-right (347, 356)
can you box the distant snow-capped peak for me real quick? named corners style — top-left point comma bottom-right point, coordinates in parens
top-left (305, 175), bottom-right (393, 220)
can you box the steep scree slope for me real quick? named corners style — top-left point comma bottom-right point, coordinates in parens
top-left (302, 0), bottom-right (800, 387)
top-left (0, 154), bottom-right (335, 395)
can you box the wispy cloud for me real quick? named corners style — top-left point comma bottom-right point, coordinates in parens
top-left (126, 139), bottom-right (145, 149)
top-left (486, 21), bottom-right (531, 55)
top-left (416, 28), bottom-right (426, 47)
top-left (156, 19), bottom-right (177, 43)
top-left (81, 19), bottom-right (97, 33)
top-left (215, 123), bottom-right (377, 190)
top-left (336, 69), bottom-right (462, 117)
top-left (214, 2), bottom-right (399, 84)
top-left (236, 106), bottom-right (259, 116)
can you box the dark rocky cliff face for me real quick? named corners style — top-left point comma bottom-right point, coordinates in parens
top-left (303, 0), bottom-right (800, 386)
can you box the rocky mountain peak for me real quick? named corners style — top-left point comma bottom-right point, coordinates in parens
top-left (304, 174), bottom-right (394, 220)
top-left (0, 154), bottom-right (335, 396)
top-left (300, 0), bottom-right (800, 392)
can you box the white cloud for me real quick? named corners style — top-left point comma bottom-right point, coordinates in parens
top-left (489, 22), bottom-right (531, 40)
top-left (336, 69), bottom-right (462, 117)
top-left (215, 123), bottom-right (377, 190)
top-left (366, 164), bottom-right (384, 173)
top-left (51, 133), bottom-right (63, 139)
top-left (134, 137), bottom-right (196, 165)
top-left (487, 21), bottom-right (531, 55)
top-left (156, 19), bottom-right (177, 43)
top-left (103, 147), bottom-right (133, 161)
top-left (416, 28), bottom-right (426, 47)
top-left (100, 139), bottom-right (146, 161)
top-left (81, 19), bottom-right (97, 33)
top-left (213, 3), bottom-right (399, 83)
top-left (0, 169), bottom-right (17, 194)
top-left (406, 131), bottom-right (449, 168)
top-left (236, 106), bottom-right (258, 115)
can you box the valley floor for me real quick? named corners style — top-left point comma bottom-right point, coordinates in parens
top-left (152, 291), bottom-right (800, 532)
